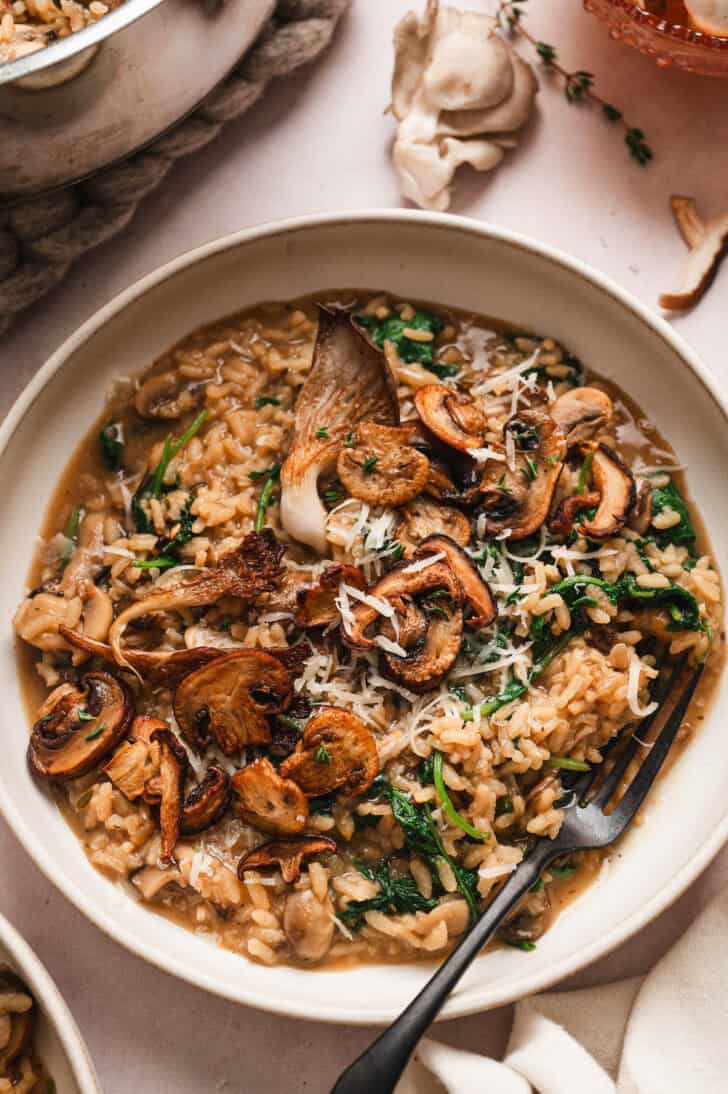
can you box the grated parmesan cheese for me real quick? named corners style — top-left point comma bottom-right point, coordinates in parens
top-left (402, 551), bottom-right (446, 574)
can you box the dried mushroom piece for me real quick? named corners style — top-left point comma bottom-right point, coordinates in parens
top-left (295, 564), bottom-right (366, 628)
top-left (395, 496), bottom-right (471, 556)
top-left (629, 480), bottom-right (653, 536)
top-left (232, 758), bottom-right (308, 835)
top-left (550, 387), bottom-right (613, 447)
top-left (180, 765), bottom-right (231, 836)
top-left (280, 309), bottom-right (399, 554)
top-left (549, 491), bottom-right (601, 537)
top-left (28, 672), bottom-right (134, 780)
top-left (478, 410), bottom-right (567, 540)
top-left (391, 0), bottom-right (537, 210)
top-left (279, 706), bottom-right (379, 796)
top-left (414, 384), bottom-right (486, 452)
top-left (343, 560), bottom-right (464, 691)
top-left (149, 728), bottom-right (188, 864)
top-left (60, 626), bottom-right (225, 685)
top-left (101, 715), bottom-right (165, 801)
top-left (414, 534), bottom-right (496, 629)
top-left (174, 650), bottom-right (292, 756)
top-left (578, 444), bottom-right (636, 540)
top-left (337, 422), bottom-right (430, 506)
top-left (238, 835), bottom-right (337, 884)
top-left (659, 195), bottom-right (728, 311)
top-left (134, 370), bottom-right (204, 420)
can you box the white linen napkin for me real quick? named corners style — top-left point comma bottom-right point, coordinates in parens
top-left (397, 882), bottom-right (728, 1093)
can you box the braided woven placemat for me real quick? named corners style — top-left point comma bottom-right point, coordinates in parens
top-left (0, 0), bottom-right (351, 336)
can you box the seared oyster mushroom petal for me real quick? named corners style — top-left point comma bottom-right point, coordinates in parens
top-left (579, 444), bottom-right (636, 540)
top-left (280, 308), bottom-right (399, 555)
top-left (238, 835), bottom-right (337, 884)
top-left (232, 758), bottom-right (308, 835)
top-left (60, 626), bottom-right (226, 685)
top-left (337, 421), bottom-right (430, 506)
top-left (550, 387), bottom-right (613, 447)
top-left (174, 650), bottom-right (291, 756)
top-left (415, 384), bottom-right (486, 452)
top-left (295, 564), bottom-right (366, 628)
top-left (415, 533), bottom-right (496, 629)
top-left (279, 706), bottom-right (379, 796)
top-left (28, 671), bottom-right (134, 781)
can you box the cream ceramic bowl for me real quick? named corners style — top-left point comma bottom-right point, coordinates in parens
top-left (0, 913), bottom-right (101, 1092)
top-left (0, 212), bottom-right (726, 1024)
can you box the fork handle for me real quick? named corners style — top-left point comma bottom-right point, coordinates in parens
top-left (330, 846), bottom-right (551, 1094)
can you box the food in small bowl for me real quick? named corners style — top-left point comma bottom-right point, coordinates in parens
top-left (0, 966), bottom-right (53, 1092)
top-left (13, 289), bottom-right (723, 971)
top-left (0, 0), bottom-right (125, 65)
top-left (585, 0), bottom-right (728, 76)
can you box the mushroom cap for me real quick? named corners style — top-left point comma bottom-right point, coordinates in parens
top-left (423, 12), bottom-right (512, 113)
top-left (415, 384), bottom-right (486, 452)
top-left (549, 490), bottom-right (601, 537)
top-left (28, 671), bottom-right (134, 780)
top-left (659, 195), bottom-right (728, 311)
top-left (180, 766), bottom-right (232, 835)
top-left (295, 564), bottom-right (366, 629)
top-left (149, 727), bottom-right (188, 864)
top-left (439, 53), bottom-right (538, 136)
top-left (579, 444), bottom-right (636, 540)
top-left (414, 534), bottom-right (496, 629)
top-left (173, 650), bottom-right (292, 756)
top-left (134, 370), bottom-right (203, 420)
top-left (238, 835), bottom-right (337, 884)
top-left (337, 421), bottom-right (430, 506)
top-left (279, 706), bottom-right (379, 796)
top-left (232, 758), bottom-right (309, 835)
top-left (280, 309), bottom-right (399, 555)
top-left (550, 386), bottom-right (613, 447)
top-left (396, 496), bottom-right (471, 557)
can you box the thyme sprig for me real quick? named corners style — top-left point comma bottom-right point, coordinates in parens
top-left (496, 0), bottom-right (653, 167)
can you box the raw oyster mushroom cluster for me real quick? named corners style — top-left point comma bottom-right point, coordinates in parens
top-left (390, 0), bottom-right (538, 211)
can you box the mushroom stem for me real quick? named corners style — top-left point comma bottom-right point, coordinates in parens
top-left (659, 195), bottom-right (728, 311)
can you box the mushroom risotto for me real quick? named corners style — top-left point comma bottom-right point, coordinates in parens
top-left (14, 294), bottom-right (723, 968)
top-left (0, 969), bottom-right (52, 1092)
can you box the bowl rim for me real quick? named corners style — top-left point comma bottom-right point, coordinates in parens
top-left (0, 0), bottom-right (165, 89)
top-left (1, 209), bottom-right (727, 1024)
top-left (0, 912), bottom-right (102, 1092)
top-left (594, 0), bottom-right (728, 47)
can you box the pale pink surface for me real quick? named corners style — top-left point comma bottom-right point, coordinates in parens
top-left (1, 1), bottom-right (727, 1089)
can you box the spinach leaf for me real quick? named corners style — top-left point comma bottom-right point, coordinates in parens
top-left (650, 479), bottom-right (696, 550)
top-left (99, 422), bottom-right (124, 471)
top-left (339, 861), bottom-right (438, 930)
top-left (132, 410), bottom-right (208, 532)
top-left (355, 309), bottom-right (445, 370)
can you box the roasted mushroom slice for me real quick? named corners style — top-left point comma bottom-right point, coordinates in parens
top-left (414, 534), bottom-right (496, 629)
top-left (180, 766), bottom-right (232, 835)
top-left (478, 410), bottom-right (566, 540)
top-left (101, 716), bottom-right (166, 802)
top-left (149, 728), bottom-right (188, 864)
top-left (343, 560), bottom-right (464, 691)
top-left (295, 564), bottom-right (366, 629)
top-left (629, 479), bottom-right (653, 536)
top-left (174, 650), bottom-right (291, 756)
top-left (280, 706), bottom-right (379, 796)
top-left (549, 491), bottom-right (601, 537)
top-left (134, 370), bottom-right (203, 420)
top-left (337, 422), bottom-right (430, 506)
top-left (550, 387), bottom-right (613, 447)
top-left (395, 496), bottom-right (471, 556)
top-left (238, 835), bottom-right (337, 884)
top-left (579, 444), bottom-right (636, 540)
top-left (232, 758), bottom-right (308, 835)
top-left (414, 384), bottom-right (486, 452)
top-left (280, 308), bottom-right (399, 554)
top-left (60, 627), bottom-right (226, 685)
top-left (28, 672), bottom-right (134, 780)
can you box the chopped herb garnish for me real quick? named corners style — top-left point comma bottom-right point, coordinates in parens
top-left (84, 724), bottom-right (105, 741)
top-left (99, 421), bottom-right (124, 471)
top-left (433, 751), bottom-right (489, 843)
top-left (255, 396), bottom-right (280, 409)
top-left (315, 427), bottom-right (330, 439)
top-left (344, 431), bottom-right (355, 447)
top-left (576, 449), bottom-right (594, 495)
top-left (277, 714), bottom-right (304, 733)
top-left (60, 506), bottom-right (81, 569)
top-left (530, 878), bottom-right (544, 893)
top-left (254, 463), bottom-right (281, 532)
top-left (418, 755), bottom-right (435, 785)
top-left (503, 938), bottom-right (537, 952)
top-left (75, 789), bottom-right (93, 809)
top-left (323, 488), bottom-right (341, 507)
top-left (315, 744), bottom-right (331, 765)
top-left (495, 795), bottom-right (514, 817)
top-left (550, 863), bottom-right (577, 879)
top-left (521, 456), bottom-right (538, 482)
top-left (76, 707), bottom-right (95, 722)
top-left (547, 755), bottom-right (590, 772)
top-left (497, 473), bottom-right (512, 494)
top-left (361, 455), bottom-right (379, 474)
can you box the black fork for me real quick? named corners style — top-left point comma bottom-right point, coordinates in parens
top-left (331, 661), bottom-right (703, 1094)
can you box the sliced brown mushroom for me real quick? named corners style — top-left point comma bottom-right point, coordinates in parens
top-left (238, 835), bottom-right (337, 884)
top-left (549, 491), bottom-right (601, 537)
top-left (478, 410), bottom-right (566, 540)
top-left (279, 706), bottom-right (379, 796)
top-left (395, 496), bottom-right (471, 557)
top-left (414, 384), bottom-right (486, 452)
top-left (107, 530), bottom-right (284, 670)
top-left (231, 758), bottom-right (308, 835)
top-left (102, 721), bottom-right (162, 801)
top-left (337, 421), bottom-right (430, 506)
top-left (134, 370), bottom-right (204, 420)
top-left (295, 564), bottom-right (366, 629)
top-left (343, 560), bottom-right (464, 691)
top-left (28, 672), bottom-right (134, 780)
top-left (174, 650), bottom-right (291, 756)
top-left (629, 480), bottom-right (653, 536)
top-left (550, 387), bottom-right (613, 447)
top-left (60, 627), bottom-right (226, 685)
top-left (148, 728), bottom-right (188, 864)
top-left (180, 766), bottom-right (232, 835)
top-left (579, 444), bottom-right (636, 540)
top-left (659, 195), bottom-right (728, 311)
top-left (414, 534), bottom-right (496, 629)
top-left (280, 309), bottom-right (399, 555)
